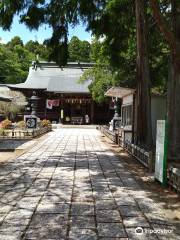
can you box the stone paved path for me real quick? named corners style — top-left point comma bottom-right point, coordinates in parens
top-left (0, 128), bottom-right (179, 240)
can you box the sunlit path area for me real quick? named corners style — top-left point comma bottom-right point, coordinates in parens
top-left (0, 128), bottom-right (179, 240)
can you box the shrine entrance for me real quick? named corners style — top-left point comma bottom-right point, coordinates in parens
top-left (44, 96), bottom-right (93, 124)
top-left (62, 98), bottom-right (91, 124)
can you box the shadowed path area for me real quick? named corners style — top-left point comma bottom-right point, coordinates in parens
top-left (0, 128), bottom-right (179, 240)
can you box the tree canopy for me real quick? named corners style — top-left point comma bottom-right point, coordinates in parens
top-left (0, 35), bottom-right (91, 84)
top-left (0, 39), bottom-right (33, 84)
top-left (0, 36), bottom-right (49, 84)
top-left (68, 36), bottom-right (91, 62)
top-left (0, 1), bottom-right (171, 96)
top-left (0, 1), bottom-right (170, 89)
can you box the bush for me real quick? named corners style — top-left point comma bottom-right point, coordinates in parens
top-left (17, 120), bottom-right (26, 129)
top-left (1, 119), bottom-right (12, 129)
top-left (41, 119), bottom-right (51, 127)
top-left (0, 128), bottom-right (4, 136)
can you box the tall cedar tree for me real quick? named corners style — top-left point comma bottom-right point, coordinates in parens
top-left (135, 0), bottom-right (152, 148)
top-left (150, 0), bottom-right (180, 160)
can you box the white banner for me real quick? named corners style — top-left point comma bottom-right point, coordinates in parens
top-left (46, 99), bottom-right (53, 109)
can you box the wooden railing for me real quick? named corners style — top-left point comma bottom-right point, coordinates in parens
top-left (0, 126), bottom-right (52, 139)
top-left (100, 125), bottom-right (118, 143)
top-left (123, 140), bottom-right (153, 170)
top-left (168, 166), bottom-right (180, 193)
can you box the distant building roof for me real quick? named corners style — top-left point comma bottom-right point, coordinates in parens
top-left (8, 62), bottom-right (93, 94)
top-left (105, 87), bottom-right (135, 98)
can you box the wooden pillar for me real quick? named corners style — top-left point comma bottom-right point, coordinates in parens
top-left (91, 100), bottom-right (95, 124)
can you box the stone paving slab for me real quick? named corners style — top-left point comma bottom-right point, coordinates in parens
top-left (70, 215), bottom-right (96, 229)
top-left (96, 209), bottom-right (122, 223)
top-left (69, 228), bottom-right (97, 240)
top-left (24, 226), bottom-right (67, 240)
top-left (0, 128), bottom-right (179, 239)
top-left (97, 223), bottom-right (127, 238)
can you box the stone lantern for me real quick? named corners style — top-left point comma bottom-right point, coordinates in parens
top-left (114, 97), bottom-right (120, 118)
top-left (109, 97), bottom-right (121, 131)
top-left (24, 91), bottom-right (40, 129)
top-left (113, 97), bottom-right (121, 129)
top-left (25, 98), bottom-right (31, 113)
top-left (30, 91), bottom-right (40, 116)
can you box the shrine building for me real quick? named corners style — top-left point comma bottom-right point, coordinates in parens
top-left (8, 62), bottom-right (113, 124)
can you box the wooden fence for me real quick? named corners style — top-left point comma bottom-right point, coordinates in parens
top-left (168, 166), bottom-right (180, 193)
top-left (100, 125), bottom-right (118, 143)
top-left (0, 126), bottom-right (52, 140)
top-left (123, 140), bottom-right (153, 170)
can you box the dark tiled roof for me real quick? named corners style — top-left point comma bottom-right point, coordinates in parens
top-left (8, 62), bottom-right (93, 94)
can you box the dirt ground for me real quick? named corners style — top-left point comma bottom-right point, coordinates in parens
top-left (100, 134), bottom-right (180, 223)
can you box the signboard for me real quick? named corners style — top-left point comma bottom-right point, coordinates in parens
top-left (25, 116), bottom-right (37, 129)
top-left (155, 120), bottom-right (168, 185)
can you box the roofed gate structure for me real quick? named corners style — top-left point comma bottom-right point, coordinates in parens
top-left (8, 62), bottom-right (113, 124)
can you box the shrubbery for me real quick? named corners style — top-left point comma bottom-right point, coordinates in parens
top-left (41, 119), bottom-right (51, 127)
top-left (16, 120), bottom-right (26, 129)
top-left (0, 119), bottom-right (12, 129)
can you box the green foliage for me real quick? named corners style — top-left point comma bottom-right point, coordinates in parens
top-left (0, 37), bottom-right (34, 84)
top-left (25, 40), bottom-right (49, 60)
top-left (0, 36), bottom-right (50, 84)
top-left (6, 36), bottom-right (23, 49)
top-left (81, 36), bottom-right (136, 103)
top-left (68, 36), bottom-right (90, 62)
top-left (80, 65), bottom-right (113, 103)
top-left (0, 34), bottom-right (92, 86)
top-left (85, 1), bottom-right (169, 99)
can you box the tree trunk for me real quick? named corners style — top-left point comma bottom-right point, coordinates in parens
top-left (168, 1), bottom-right (180, 160)
top-left (135, 0), bottom-right (152, 148)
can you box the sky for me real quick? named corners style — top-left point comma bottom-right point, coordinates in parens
top-left (0, 15), bottom-right (92, 44)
